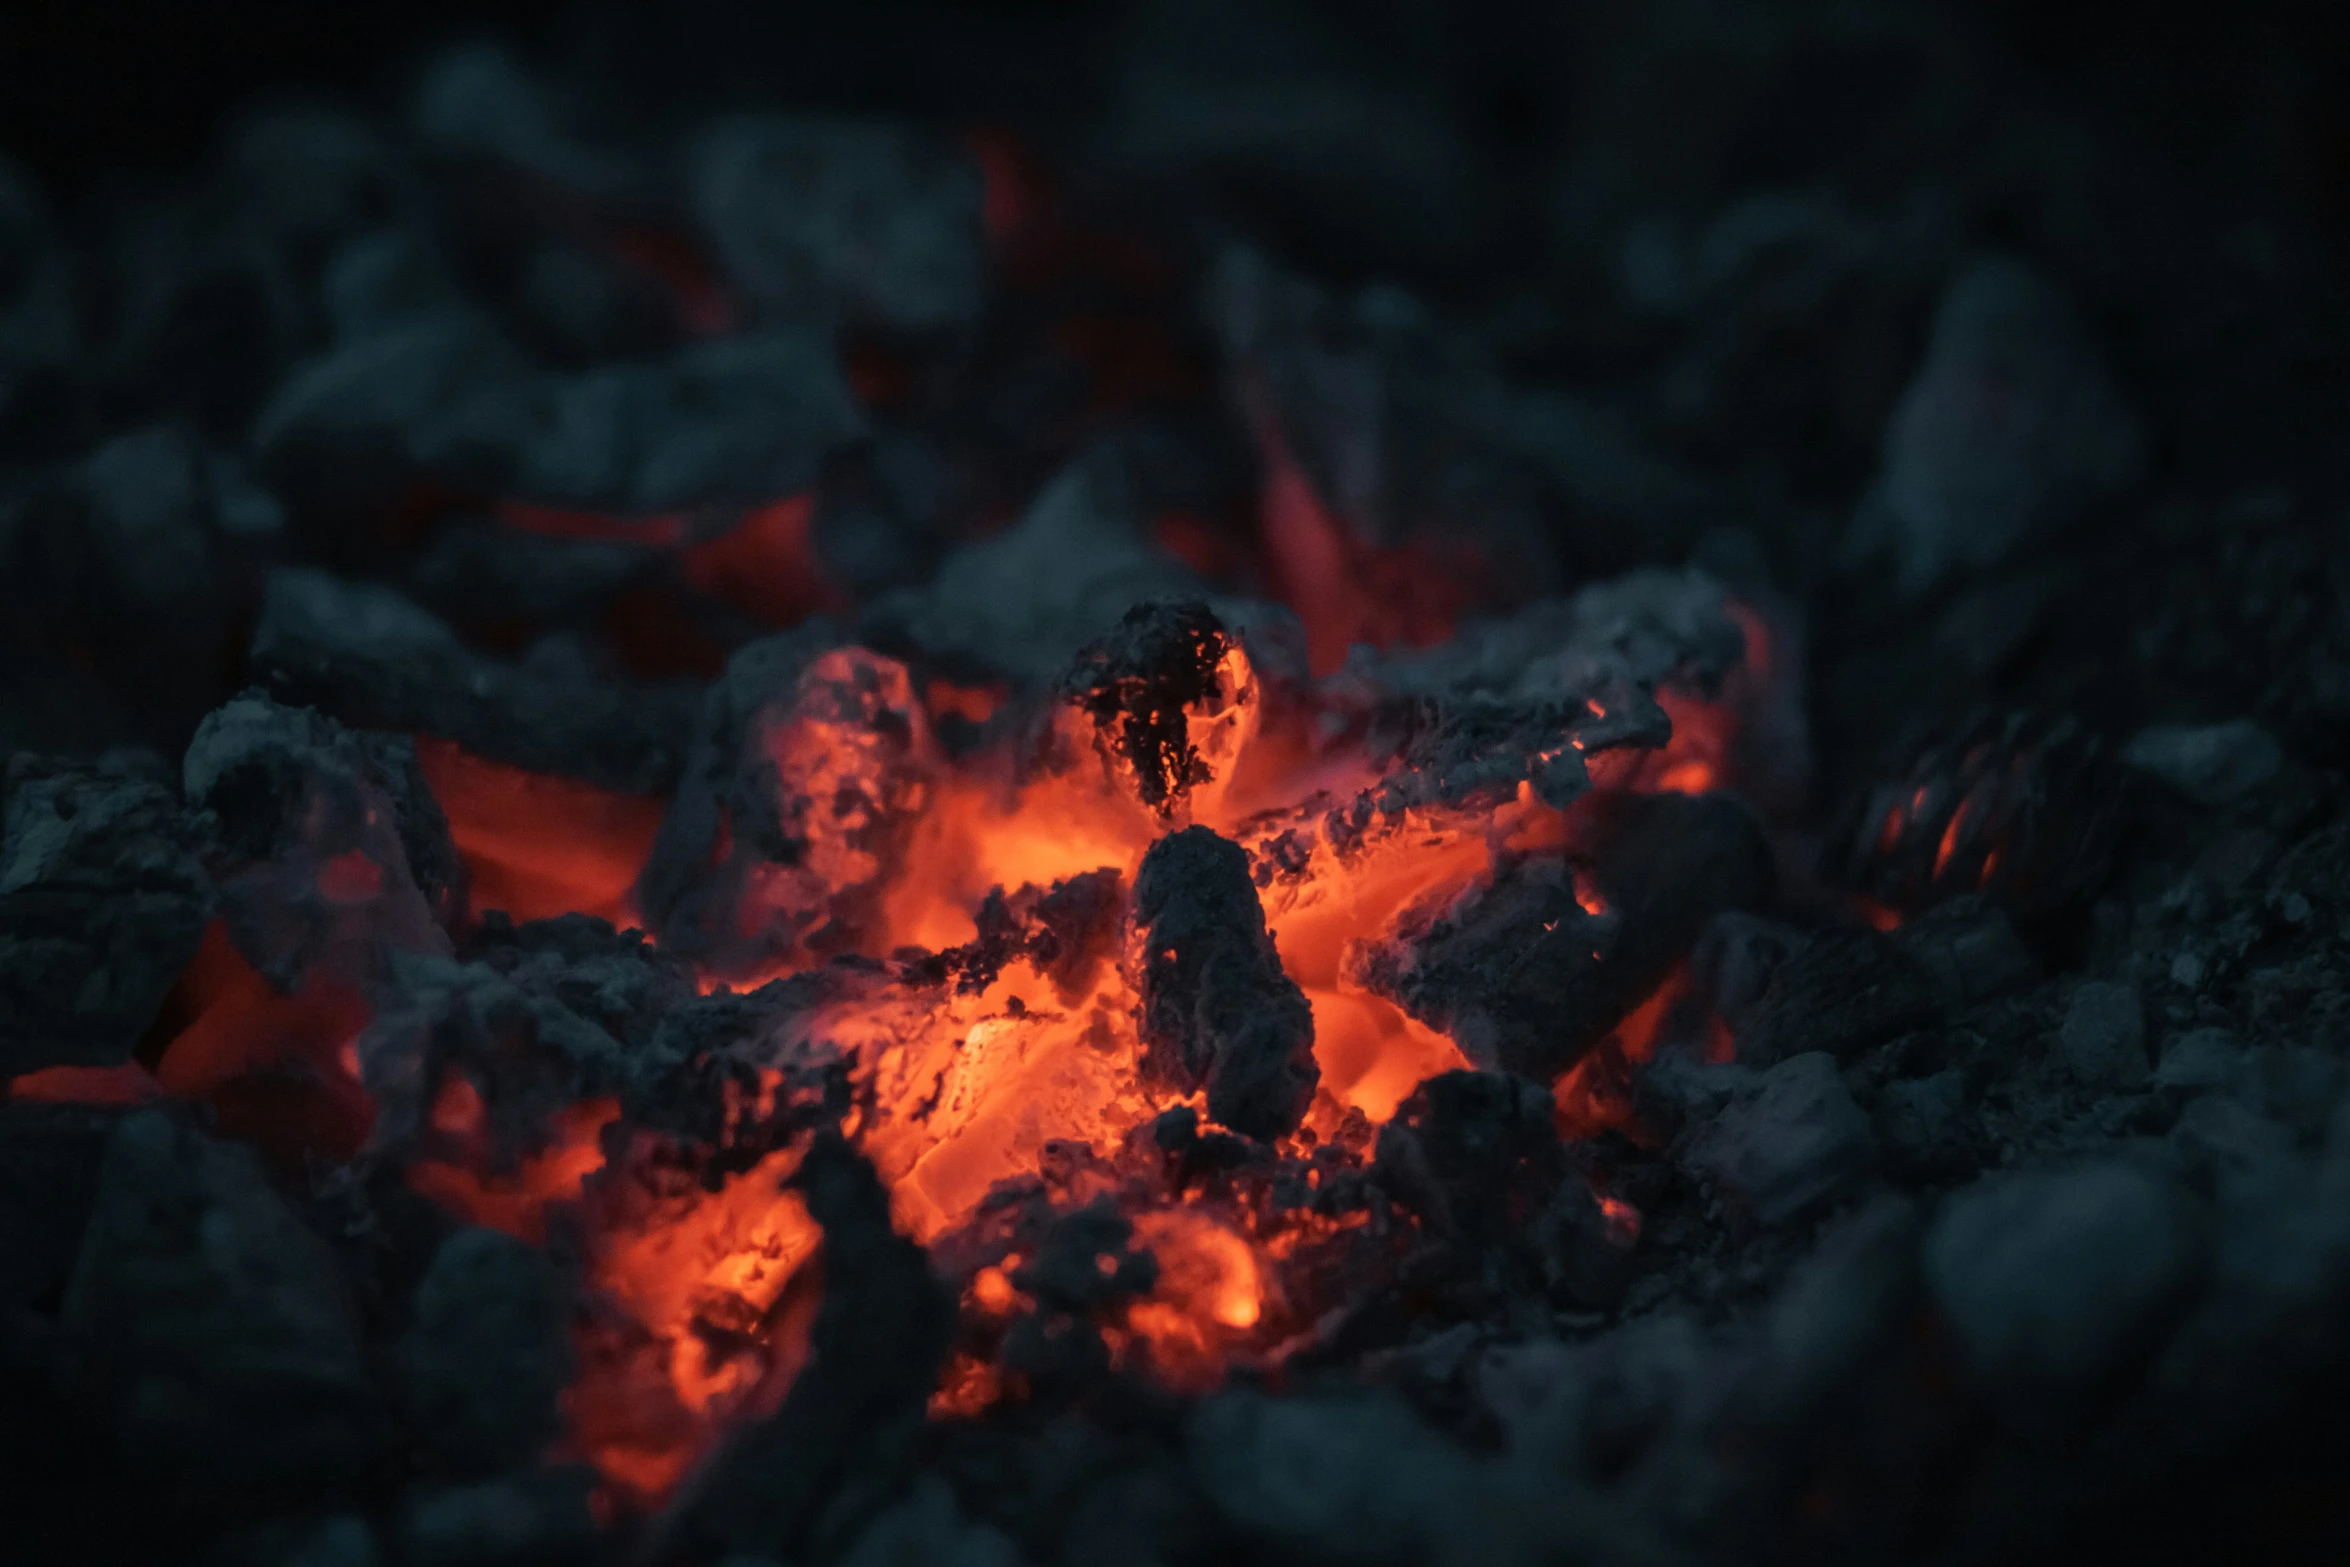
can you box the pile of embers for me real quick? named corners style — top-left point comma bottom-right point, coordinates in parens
top-left (6, 10), bottom-right (2350, 1566)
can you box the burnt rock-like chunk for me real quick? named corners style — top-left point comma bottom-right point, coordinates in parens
top-left (61, 1110), bottom-right (385, 1503)
top-left (185, 693), bottom-right (458, 987)
top-left (0, 759), bottom-right (213, 1075)
top-left (1351, 791), bottom-right (1771, 1082)
top-left (637, 630), bottom-right (935, 976)
top-left (1131, 827), bottom-right (1318, 1139)
top-left (1061, 601), bottom-right (1239, 815)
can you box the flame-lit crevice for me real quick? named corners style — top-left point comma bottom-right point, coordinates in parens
top-left (416, 738), bottom-right (665, 926)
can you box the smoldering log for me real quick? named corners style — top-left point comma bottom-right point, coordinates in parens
top-left (1348, 791), bottom-right (1773, 1082)
top-left (1131, 826), bottom-right (1319, 1141)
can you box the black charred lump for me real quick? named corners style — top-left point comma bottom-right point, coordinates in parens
top-left (1350, 791), bottom-right (1773, 1082)
top-left (0, 757), bottom-right (213, 1076)
top-left (1060, 601), bottom-right (1235, 814)
top-left (1131, 826), bottom-right (1318, 1140)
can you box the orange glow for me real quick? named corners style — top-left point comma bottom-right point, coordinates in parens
top-left (6, 1062), bottom-right (161, 1106)
top-left (1553, 964), bottom-right (1701, 1143)
top-left (1254, 414), bottom-right (1470, 675)
top-left (1597, 1193), bottom-right (1642, 1247)
top-left (385, 548), bottom-right (1782, 1503)
top-left (681, 495), bottom-right (844, 627)
top-left (1121, 1208), bottom-right (1266, 1390)
top-left (416, 739), bottom-right (664, 926)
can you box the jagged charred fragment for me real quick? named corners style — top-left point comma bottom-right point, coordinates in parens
top-left (0, 758), bottom-right (213, 1075)
top-left (664, 1133), bottom-right (954, 1563)
top-left (1350, 792), bottom-right (1771, 1082)
top-left (912, 867), bottom-right (1126, 1000)
top-left (1060, 601), bottom-right (1236, 814)
top-left (1342, 569), bottom-right (1748, 811)
top-left (250, 567), bottom-right (699, 794)
top-left (1375, 1071), bottom-right (1562, 1251)
top-left (1131, 827), bottom-right (1317, 1140)
top-left (1823, 710), bottom-right (2124, 920)
top-left (637, 629), bottom-right (935, 975)
top-left (188, 692), bottom-right (464, 957)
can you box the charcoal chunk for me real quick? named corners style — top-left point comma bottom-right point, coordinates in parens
top-left (1130, 827), bottom-right (1317, 1140)
top-left (61, 1110), bottom-right (385, 1502)
top-left (1923, 1162), bottom-right (2203, 1432)
top-left (864, 450), bottom-right (1213, 686)
top-left (1851, 257), bottom-right (2144, 592)
top-left (250, 568), bottom-right (698, 794)
top-left (1681, 1053), bottom-right (1875, 1227)
top-left (1059, 601), bottom-right (1236, 814)
top-left (1351, 792), bottom-right (1770, 1081)
top-left (1376, 1070), bottom-right (1561, 1250)
top-left (395, 1227), bottom-right (571, 1477)
top-left (636, 632), bottom-right (934, 975)
top-left (2058, 981), bottom-right (2149, 1091)
top-left (1823, 710), bottom-right (2123, 919)
top-left (668, 1134), bottom-right (953, 1562)
top-left (1735, 900), bottom-right (2036, 1066)
top-left (1344, 569), bottom-right (1750, 812)
top-left (185, 693), bottom-right (458, 983)
top-left (687, 114), bottom-right (987, 335)
top-left (0, 760), bottom-right (212, 1074)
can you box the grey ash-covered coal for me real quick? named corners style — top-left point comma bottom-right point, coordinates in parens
top-left (7, 4), bottom-right (2350, 1566)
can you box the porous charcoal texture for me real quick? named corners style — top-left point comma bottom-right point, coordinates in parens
top-left (0, 759), bottom-right (212, 1074)
top-left (1059, 601), bottom-right (1237, 815)
top-left (184, 692), bottom-right (457, 987)
top-left (1131, 826), bottom-right (1318, 1140)
top-left (1351, 791), bottom-right (1771, 1080)
top-left (635, 630), bottom-right (934, 975)
top-left (1343, 568), bottom-right (1750, 810)
top-left (61, 1110), bottom-right (386, 1506)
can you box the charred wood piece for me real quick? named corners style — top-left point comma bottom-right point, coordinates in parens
top-left (1822, 709), bottom-right (2122, 920)
top-left (1131, 826), bottom-right (1318, 1140)
top-left (1350, 792), bottom-right (1772, 1082)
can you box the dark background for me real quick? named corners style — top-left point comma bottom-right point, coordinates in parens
top-left (6, 0), bottom-right (2349, 252)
